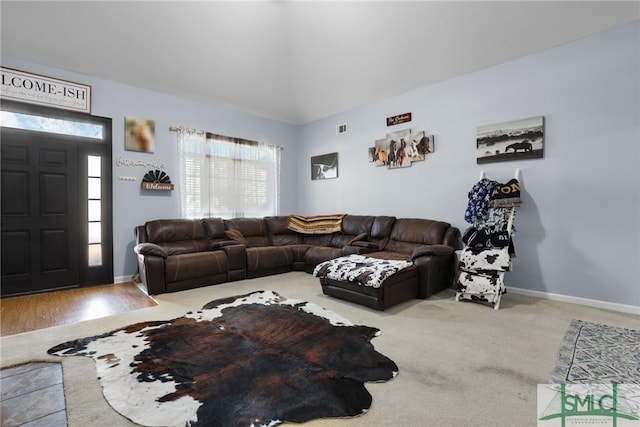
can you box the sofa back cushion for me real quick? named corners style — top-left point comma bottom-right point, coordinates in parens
top-left (342, 215), bottom-right (375, 235)
top-left (224, 218), bottom-right (270, 247)
top-left (329, 215), bottom-right (375, 248)
top-left (369, 216), bottom-right (396, 248)
top-left (371, 216), bottom-right (396, 239)
top-left (384, 218), bottom-right (451, 254)
top-left (264, 216), bottom-right (302, 246)
top-left (202, 217), bottom-right (237, 249)
top-left (202, 218), bottom-right (226, 239)
top-left (144, 219), bottom-right (209, 255)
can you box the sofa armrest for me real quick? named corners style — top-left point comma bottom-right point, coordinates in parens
top-left (209, 239), bottom-right (240, 250)
top-left (411, 245), bottom-right (457, 299)
top-left (411, 244), bottom-right (454, 261)
top-left (134, 245), bottom-right (167, 296)
top-left (134, 242), bottom-right (168, 258)
top-left (342, 245), bottom-right (374, 256)
top-left (443, 227), bottom-right (462, 249)
top-left (134, 225), bottom-right (148, 244)
top-left (220, 244), bottom-right (247, 281)
top-left (352, 241), bottom-right (379, 249)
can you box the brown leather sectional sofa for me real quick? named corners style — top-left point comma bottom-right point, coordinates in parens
top-left (134, 215), bottom-right (461, 309)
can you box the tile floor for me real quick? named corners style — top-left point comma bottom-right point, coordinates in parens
top-left (0, 362), bottom-right (67, 427)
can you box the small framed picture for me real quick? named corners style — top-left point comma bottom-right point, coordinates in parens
top-left (311, 152), bottom-right (338, 180)
top-left (476, 116), bottom-right (544, 164)
top-left (125, 117), bottom-right (155, 153)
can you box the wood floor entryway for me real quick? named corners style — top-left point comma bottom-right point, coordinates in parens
top-left (0, 282), bottom-right (157, 337)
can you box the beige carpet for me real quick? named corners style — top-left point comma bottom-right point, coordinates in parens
top-left (1, 272), bottom-right (638, 427)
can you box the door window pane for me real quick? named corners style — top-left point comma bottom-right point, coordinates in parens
top-left (88, 200), bottom-right (101, 221)
top-left (88, 244), bottom-right (102, 266)
top-left (88, 177), bottom-right (101, 199)
top-left (1, 111), bottom-right (103, 139)
top-left (88, 155), bottom-right (101, 177)
top-left (88, 222), bottom-right (101, 244)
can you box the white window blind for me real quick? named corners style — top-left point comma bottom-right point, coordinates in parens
top-left (177, 129), bottom-right (281, 219)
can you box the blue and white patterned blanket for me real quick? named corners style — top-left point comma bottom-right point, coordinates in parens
top-left (313, 255), bottom-right (413, 289)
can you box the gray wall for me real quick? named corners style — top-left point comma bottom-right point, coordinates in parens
top-left (0, 56), bottom-right (300, 280)
top-left (2, 21), bottom-right (638, 308)
top-left (297, 22), bottom-right (640, 307)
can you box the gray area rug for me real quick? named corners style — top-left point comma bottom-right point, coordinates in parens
top-left (551, 319), bottom-right (640, 384)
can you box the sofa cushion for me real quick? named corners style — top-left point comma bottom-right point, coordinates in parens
top-left (246, 246), bottom-right (293, 272)
top-left (157, 240), bottom-right (210, 256)
top-left (225, 229), bottom-right (250, 247)
top-left (202, 218), bottom-right (239, 250)
top-left (143, 219), bottom-right (210, 255)
top-left (327, 215), bottom-right (375, 248)
top-left (134, 243), bottom-right (167, 258)
top-left (371, 216), bottom-right (396, 239)
top-left (411, 244), bottom-right (455, 260)
top-left (341, 215), bottom-right (374, 235)
top-left (368, 251), bottom-right (411, 262)
top-left (209, 240), bottom-right (240, 250)
top-left (225, 218), bottom-right (270, 247)
top-left (304, 246), bottom-right (343, 268)
top-left (384, 219), bottom-right (450, 254)
top-left (329, 234), bottom-right (354, 248)
top-left (165, 251), bottom-right (228, 282)
top-left (351, 241), bottom-right (379, 249)
top-left (349, 233), bottom-right (368, 245)
top-left (302, 234), bottom-right (333, 246)
top-left (265, 216), bottom-right (302, 246)
top-left (202, 218), bottom-right (226, 239)
top-left (146, 219), bottom-right (206, 243)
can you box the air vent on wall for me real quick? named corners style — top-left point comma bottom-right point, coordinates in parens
top-left (336, 123), bottom-right (347, 135)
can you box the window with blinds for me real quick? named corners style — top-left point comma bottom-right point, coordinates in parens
top-left (179, 132), bottom-right (280, 219)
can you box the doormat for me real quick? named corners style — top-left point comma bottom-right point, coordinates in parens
top-left (550, 319), bottom-right (640, 384)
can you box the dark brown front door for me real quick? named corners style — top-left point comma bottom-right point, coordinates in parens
top-left (1, 129), bottom-right (80, 296)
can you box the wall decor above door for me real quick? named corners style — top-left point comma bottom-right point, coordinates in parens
top-left (0, 67), bottom-right (91, 113)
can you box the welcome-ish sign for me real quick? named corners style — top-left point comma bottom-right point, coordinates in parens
top-left (1, 67), bottom-right (91, 114)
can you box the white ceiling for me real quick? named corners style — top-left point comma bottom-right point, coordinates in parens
top-left (1, 1), bottom-right (639, 124)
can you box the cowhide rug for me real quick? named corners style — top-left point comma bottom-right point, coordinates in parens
top-left (48, 290), bottom-right (398, 427)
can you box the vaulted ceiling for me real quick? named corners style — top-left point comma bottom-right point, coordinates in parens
top-left (1, 1), bottom-right (638, 124)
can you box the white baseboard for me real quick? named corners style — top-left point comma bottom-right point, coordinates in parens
top-left (506, 286), bottom-right (640, 315)
top-left (114, 275), bottom-right (133, 284)
top-left (111, 274), bottom-right (638, 314)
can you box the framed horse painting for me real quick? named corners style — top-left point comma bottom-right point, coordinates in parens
top-left (369, 129), bottom-right (434, 169)
top-left (476, 116), bottom-right (544, 164)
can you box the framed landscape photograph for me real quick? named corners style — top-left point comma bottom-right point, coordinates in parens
top-left (311, 152), bottom-right (338, 180)
top-left (476, 116), bottom-right (544, 164)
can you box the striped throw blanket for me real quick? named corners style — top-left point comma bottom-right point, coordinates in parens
top-left (288, 214), bottom-right (345, 234)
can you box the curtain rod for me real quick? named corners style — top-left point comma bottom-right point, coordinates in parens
top-left (169, 125), bottom-right (284, 150)
top-left (169, 125), bottom-right (205, 134)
